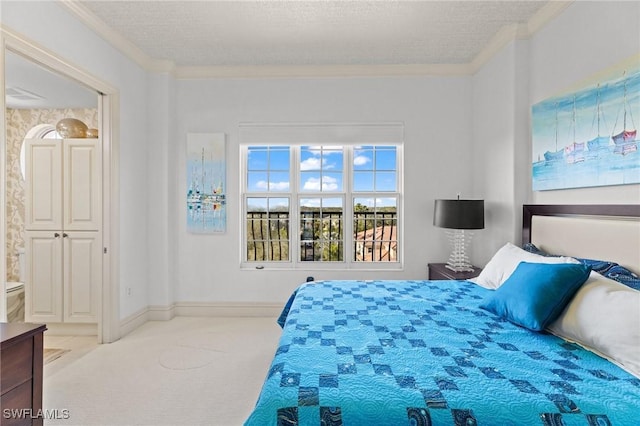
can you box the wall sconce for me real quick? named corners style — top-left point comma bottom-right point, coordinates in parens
top-left (433, 197), bottom-right (484, 272)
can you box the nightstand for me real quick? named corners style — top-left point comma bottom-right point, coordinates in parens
top-left (428, 263), bottom-right (482, 281)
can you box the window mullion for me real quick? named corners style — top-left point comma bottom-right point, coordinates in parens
top-left (344, 147), bottom-right (354, 267)
top-left (291, 146), bottom-right (300, 267)
top-left (241, 147), bottom-right (249, 264)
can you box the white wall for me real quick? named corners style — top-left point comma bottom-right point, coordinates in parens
top-left (174, 76), bottom-right (473, 303)
top-left (529, 1), bottom-right (640, 204)
top-left (4, 0), bottom-right (637, 321)
top-left (146, 72), bottom-right (175, 309)
top-left (472, 1), bottom-right (640, 267)
top-left (471, 40), bottom-right (523, 266)
top-left (1, 1), bottom-right (151, 320)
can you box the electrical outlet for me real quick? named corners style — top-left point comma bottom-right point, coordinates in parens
top-left (127, 287), bottom-right (132, 296)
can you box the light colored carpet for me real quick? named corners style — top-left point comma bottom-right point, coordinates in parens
top-left (44, 348), bottom-right (71, 365)
top-left (43, 317), bottom-right (281, 426)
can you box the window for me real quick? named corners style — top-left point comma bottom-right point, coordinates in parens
top-left (20, 124), bottom-right (60, 180)
top-left (246, 146), bottom-right (291, 261)
top-left (242, 139), bottom-right (402, 269)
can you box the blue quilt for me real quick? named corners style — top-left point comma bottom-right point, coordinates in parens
top-left (245, 280), bottom-right (640, 425)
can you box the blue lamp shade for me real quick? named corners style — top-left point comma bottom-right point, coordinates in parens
top-left (433, 199), bottom-right (484, 230)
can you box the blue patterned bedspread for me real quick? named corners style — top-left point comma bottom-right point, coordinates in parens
top-left (245, 280), bottom-right (640, 425)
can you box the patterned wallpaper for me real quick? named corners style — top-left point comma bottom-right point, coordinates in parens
top-left (5, 108), bottom-right (98, 282)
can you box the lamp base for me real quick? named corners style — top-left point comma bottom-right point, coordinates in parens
top-left (445, 229), bottom-right (475, 273)
top-left (445, 263), bottom-right (476, 273)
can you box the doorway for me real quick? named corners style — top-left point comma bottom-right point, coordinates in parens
top-left (1, 28), bottom-right (120, 343)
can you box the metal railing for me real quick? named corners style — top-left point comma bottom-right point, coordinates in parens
top-left (246, 211), bottom-right (397, 262)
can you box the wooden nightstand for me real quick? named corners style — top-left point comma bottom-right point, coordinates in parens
top-left (1, 323), bottom-right (47, 426)
top-left (428, 263), bottom-right (482, 281)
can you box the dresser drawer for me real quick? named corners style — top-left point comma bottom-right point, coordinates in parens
top-left (1, 338), bottom-right (33, 394)
top-left (0, 380), bottom-right (33, 426)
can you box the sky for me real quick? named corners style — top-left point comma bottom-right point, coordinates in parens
top-left (246, 145), bottom-right (398, 210)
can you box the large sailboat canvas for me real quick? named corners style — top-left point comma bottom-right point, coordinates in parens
top-left (532, 57), bottom-right (639, 191)
top-left (186, 133), bottom-right (226, 233)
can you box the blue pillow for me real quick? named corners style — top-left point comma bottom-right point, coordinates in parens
top-left (521, 243), bottom-right (552, 257)
top-left (522, 243), bottom-right (616, 274)
top-left (480, 262), bottom-right (592, 331)
top-left (579, 258), bottom-right (616, 274)
top-left (604, 265), bottom-right (640, 291)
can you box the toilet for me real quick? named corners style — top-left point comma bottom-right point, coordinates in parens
top-left (6, 248), bottom-right (25, 322)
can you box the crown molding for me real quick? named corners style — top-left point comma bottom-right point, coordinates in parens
top-left (527, 0), bottom-right (573, 35)
top-left (57, 0), bottom-right (573, 79)
top-left (59, 0), bottom-right (175, 74)
top-left (468, 1), bottom-right (573, 74)
top-left (174, 63), bottom-right (472, 79)
top-left (468, 23), bottom-right (527, 74)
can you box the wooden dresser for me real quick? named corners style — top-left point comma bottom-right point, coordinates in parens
top-left (0, 323), bottom-right (47, 426)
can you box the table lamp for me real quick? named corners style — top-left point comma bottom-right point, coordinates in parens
top-left (433, 197), bottom-right (484, 272)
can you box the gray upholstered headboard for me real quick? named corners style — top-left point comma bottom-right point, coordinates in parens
top-left (522, 205), bottom-right (640, 274)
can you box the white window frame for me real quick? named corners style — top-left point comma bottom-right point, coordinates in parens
top-left (239, 123), bottom-right (404, 271)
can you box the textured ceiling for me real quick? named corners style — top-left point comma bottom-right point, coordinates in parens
top-left (79, 1), bottom-right (550, 67)
top-left (5, 1), bottom-right (555, 109)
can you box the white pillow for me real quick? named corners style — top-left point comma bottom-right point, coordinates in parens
top-left (547, 272), bottom-right (640, 378)
top-left (469, 242), bottom-right (579, 289)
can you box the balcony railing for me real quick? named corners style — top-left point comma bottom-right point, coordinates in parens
top-left (246, 211), bottom-right (397, 262)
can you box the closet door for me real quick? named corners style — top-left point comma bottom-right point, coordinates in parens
top-left (63, 231), bottom-right (101, 323)
top-left (64, 139), bottom-right (102, 231)
top-left (24, 139), bottom-right (62, 230)
top-left (25, 231), bottom-right (63, 322)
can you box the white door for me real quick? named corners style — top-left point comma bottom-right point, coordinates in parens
top-left (64, 139), bottom-right (102, 231)
top-left (24, 139), bottom-right (63, 231)
top-left (24, 137), bottom-right (102, 324)
top-left (25, 231), bottom-right (63, 322)
top-left (63, 231), bottom-right (101, 323)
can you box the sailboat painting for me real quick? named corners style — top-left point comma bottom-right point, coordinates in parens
top-left (186, 133), bottom-right (226, 233)
top-left (532, 60), bottom-right (639, 191)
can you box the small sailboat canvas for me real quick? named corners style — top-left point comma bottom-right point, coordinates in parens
top-left (532, 57), bottom-right (639, 191)
top-left (187, 133), bottom-right (226, 233)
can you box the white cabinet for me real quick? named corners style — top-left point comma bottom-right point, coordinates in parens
top-left (25, 139), bottom-right (101, 231)
top-left (24, 232), bottom-right (62, 322)
top-left (24, 138), bottom-right (102, 324)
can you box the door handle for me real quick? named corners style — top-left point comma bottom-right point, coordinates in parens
top-left (63, 233), bottom-right (68, 238)
top-left (54, 232), bottom-right (60, 238)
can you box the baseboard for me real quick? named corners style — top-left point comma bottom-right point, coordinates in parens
top-left (118, 302), bottom-right (279, 338)
top-left (118, 307), bottom-right (149, 337)
top-left (174, 302), bottom-right (281, 318)
top-left (45, 322), bottom-right (98, 336)
top-left (148, 304), bottom-right (176, 321)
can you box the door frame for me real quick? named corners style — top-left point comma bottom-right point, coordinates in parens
top-left (0, 26), bottom-right (120, 343)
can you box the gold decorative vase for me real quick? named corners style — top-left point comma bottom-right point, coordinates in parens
top-left (56, 118), bottom-right (88, 138)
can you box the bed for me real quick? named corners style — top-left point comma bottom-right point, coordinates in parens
top-left (245, 204), bottom-right (640, 425)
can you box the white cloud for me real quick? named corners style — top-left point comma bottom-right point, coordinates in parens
top-left (255, 180), bottom-right (290, 191)
top-left (300, 157), bottom-right (323, 171)
top-left (269, 181), bottom-right (290, 191)
top-left (301, 147), bottom-right (344, 171)
top-left (353, 155), bottom-right (371, 166)
top-left (300, 198), bottom-right (321, 208)
top-left (303, 175), bottom-right (339, 191)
